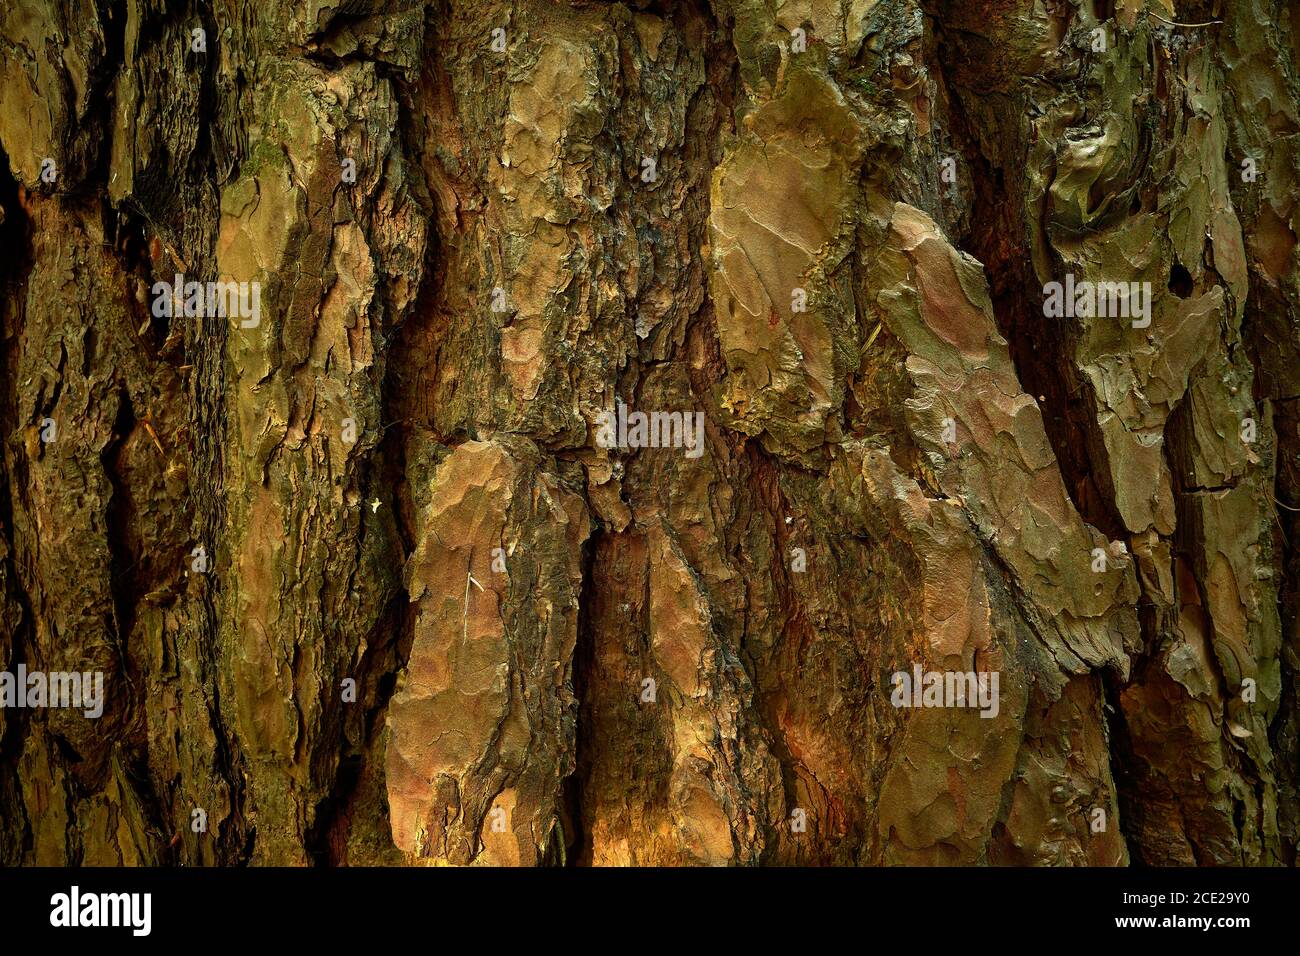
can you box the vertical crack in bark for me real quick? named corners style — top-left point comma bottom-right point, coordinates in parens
top-left (564, 525), bottom-right (599, 866)
top-left (0, 145), bottom-right (37, 863)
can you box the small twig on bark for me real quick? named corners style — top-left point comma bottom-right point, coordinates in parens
top-left (1146, 11), bottom-right (1223, 28)
top-left (142, 420), bottom-right (165, 455)
top-left (1264, 490), bottom-right (1292, 548)
top-left (463, 568), bottom-right (484, 641)
top-left (862, 321), bottom-right (883, 356)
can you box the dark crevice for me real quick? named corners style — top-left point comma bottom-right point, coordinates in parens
top-left (0, 146), bottom-right (38, 864)
top-left (929, 18), bottom-right (1127, 542)
top-left (305, 754), bottom-right (362, 866)
top-left (563, 526), bottom-right (599, 867)
top-left (102, 385), bottom-right (139, 655)
top-left (928, 3), bottom-right (1162, 869)
top-left (1101, 668), bottom-right (1147, 865)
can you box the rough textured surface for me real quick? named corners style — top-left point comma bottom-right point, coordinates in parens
top-left (0, 0), bottom-right (1296, 867)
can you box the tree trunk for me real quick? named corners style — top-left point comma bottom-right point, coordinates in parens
top-left (0, 0), bottom-right (1296, 867)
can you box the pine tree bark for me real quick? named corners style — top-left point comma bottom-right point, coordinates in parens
top-left (0, 0), bottom-right (1296, 866)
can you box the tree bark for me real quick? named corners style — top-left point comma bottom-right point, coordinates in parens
top-left (0, 0), bottom-right (1296, 866)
